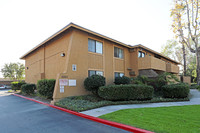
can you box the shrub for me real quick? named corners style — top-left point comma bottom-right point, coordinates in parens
top-left (197, 85), bottom-right (200, 90)
top-left (190, 83), bottom-right (198, 89)
top-left (84, 75), bottom-right (105, 95)
top-left (21, 84), bottom-right (36, 95)
top-left (37, 79), bottom-right (56, 99)
top-left (98, 84), bottom-right (154, 101)
top-left (114, 76), bottom-right (131, 85)
top-left (161, 83), bottom-right (189, 98)
top-left (11, 81), bottom-right (26, 91)
top-left (148, 72), bottom-right (180, 92)
top-left (131, 75), bottom-right (149, 85)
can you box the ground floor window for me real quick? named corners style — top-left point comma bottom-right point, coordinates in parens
top-left (88, 70), bottom-right (103, 77)
top-left (114, 72), bottom-right (124, 78)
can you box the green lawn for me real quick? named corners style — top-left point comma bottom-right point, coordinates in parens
top-left (99, 105), bottom-right (200, 133)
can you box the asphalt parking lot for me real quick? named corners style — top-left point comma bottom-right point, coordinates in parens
top-left (0, 91), bottom-right (130, 133)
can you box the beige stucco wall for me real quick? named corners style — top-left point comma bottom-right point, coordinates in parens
top-left (166, 63), bottom-right (179, 74)
top-left (25, 31), bottom-right (72, 84)
top-left (183, 76), bottom-right (191, 85)
top-left (52, 29), bottom-right (132, 101)
top-left (25, 47), bottom-right (45, 83)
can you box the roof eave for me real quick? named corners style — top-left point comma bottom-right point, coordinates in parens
top-left (133, 44), bottom-right (180, 64)
top-left (20, 23), bottom-right (132, 59)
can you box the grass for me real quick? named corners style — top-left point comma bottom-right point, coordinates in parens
top-left (99, 105), bottom-right (200, 133)
top-left (55, 94), bottom-right (189, 112)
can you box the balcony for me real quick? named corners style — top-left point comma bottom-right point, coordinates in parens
top-left (138, 56), bottom-right (166, 71)
top-left (166, 63), bottom-right (179, 74)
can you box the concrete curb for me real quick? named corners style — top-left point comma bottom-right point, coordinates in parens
top-left (12, 94), bottom-right (154, 133)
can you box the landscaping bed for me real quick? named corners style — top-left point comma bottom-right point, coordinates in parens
top-left (55, 94), bottom-right (189, 112)
top-left (99, 105), bottom-right (200, 133)
top-left (13, 91), bottom-right (51, 104)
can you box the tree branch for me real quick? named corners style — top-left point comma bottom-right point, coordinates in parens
top-left (186, 0), bottom-right (192, 37)
top-left (183, 36), bottom-right (196, 53)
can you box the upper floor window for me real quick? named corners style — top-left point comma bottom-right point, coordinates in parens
top-left (88, 39), bottom-right (103, 54)
top-left (114, 72), bottom-right (124, 78)
top-left (88, 70), bottom-right (103, 77)
top-left (114, 47), bottom-right (124, 59)
top-left (138, 51), bottom-right (145, 58)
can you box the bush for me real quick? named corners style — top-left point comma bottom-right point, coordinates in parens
top-left (162, 83), bottom-right (189, 98)
top-left (37, 79), bottom-right (56, 99)
top-left (190, 83), bottom-right (198, 89)
top-left (148, 72), bottom-right (180, 92)
top-left (197, 85), bottom-right (200, 90)
top-left (114, 76), bottom-right (131, 85)
top-left (84, 75), bottom-right (105, 95)
top-left (11, 81), bottom-right (26, 91)
top-left (98, 84), bottom-right (154, 101)
top-left (21, 84), bottom-right (36, 95)
top-left (131, 75), bottom-right (149, 85)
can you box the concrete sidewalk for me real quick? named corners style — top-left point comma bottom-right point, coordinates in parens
top-left (81, 89), bottom-right (200, 117)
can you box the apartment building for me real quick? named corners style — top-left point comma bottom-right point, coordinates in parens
top-left (20, 23), bottom-right (180, 102)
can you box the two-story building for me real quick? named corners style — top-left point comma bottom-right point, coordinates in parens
top-left (20, 23), bottom-right (180, 103)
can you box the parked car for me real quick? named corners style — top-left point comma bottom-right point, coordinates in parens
top-left (0, 84), bottom-right (11, 89)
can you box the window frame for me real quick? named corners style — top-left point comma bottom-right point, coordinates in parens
top-left (114, 47), bottom-right (124, 59)
top-left (138, 51), bottom-right (145, 58)
top-left (88, 38), bottom-right (103, 54)
top-left (88, 70), bottom-right (104, 77)
top-left (114, 72), bottom-right (124, 78)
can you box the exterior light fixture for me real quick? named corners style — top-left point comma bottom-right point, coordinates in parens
top-left (26, 67), bottom-right (29, 70)
top-left (61, 53), bottom-right (65, 57)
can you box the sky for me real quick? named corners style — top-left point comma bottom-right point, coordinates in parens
top-left (0, 0), bottom-right (175, 77)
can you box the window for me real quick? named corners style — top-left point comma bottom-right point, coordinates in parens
top-left (114, 47), bottom-right (124, 59)
top-left (88, 39), bottom-right (103, 54)
top-left (138, 51), bottom-right (145, 58)
top-left (114, 72), bottom-right (124, 78)
top-left (88, 70), bottom-right (103, 77)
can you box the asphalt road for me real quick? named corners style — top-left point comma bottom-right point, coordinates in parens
top-left (0, 90), bottom-right (130, 133)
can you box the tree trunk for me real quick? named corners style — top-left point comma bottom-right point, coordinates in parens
top-left (182, 44), bottom-right (186, 76)
top-left (196, 48), bottom-right (200, 85)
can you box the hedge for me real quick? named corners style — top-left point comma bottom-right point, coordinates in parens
top-left (162, 83), bottom-right (189, 98)
top-left (98, 84), bottom-right (154, 101)
top-left (21, 84), bottom-right (36, 95)
top-left (11, 81), bottom-right (26, 91)
top-left (37, 79), bottom-right (56, 99)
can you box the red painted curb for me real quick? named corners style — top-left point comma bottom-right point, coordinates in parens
top-left (12, 94), bottom-right (154, 133)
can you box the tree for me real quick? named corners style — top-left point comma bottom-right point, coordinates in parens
top-left (186, 52), bottom-right (196, 81)
top-left (1, 62), bottom-right (25, 80)
top-left (161, 40), bottom-right (182, 62)
top-left (161, 39), bottom-right (195, 75)
top-left (171, 0), bottom-right (200, 84)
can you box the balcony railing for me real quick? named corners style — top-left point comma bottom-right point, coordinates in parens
top-left (138, 56), bottom-right (166, 71)
top-left (166, 63), bottom-right (179, 74)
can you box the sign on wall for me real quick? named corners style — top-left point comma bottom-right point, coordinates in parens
top-left (59, 79), bottom-right (68, 86)
top-left (69, 79), bottom-right (76, 86)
